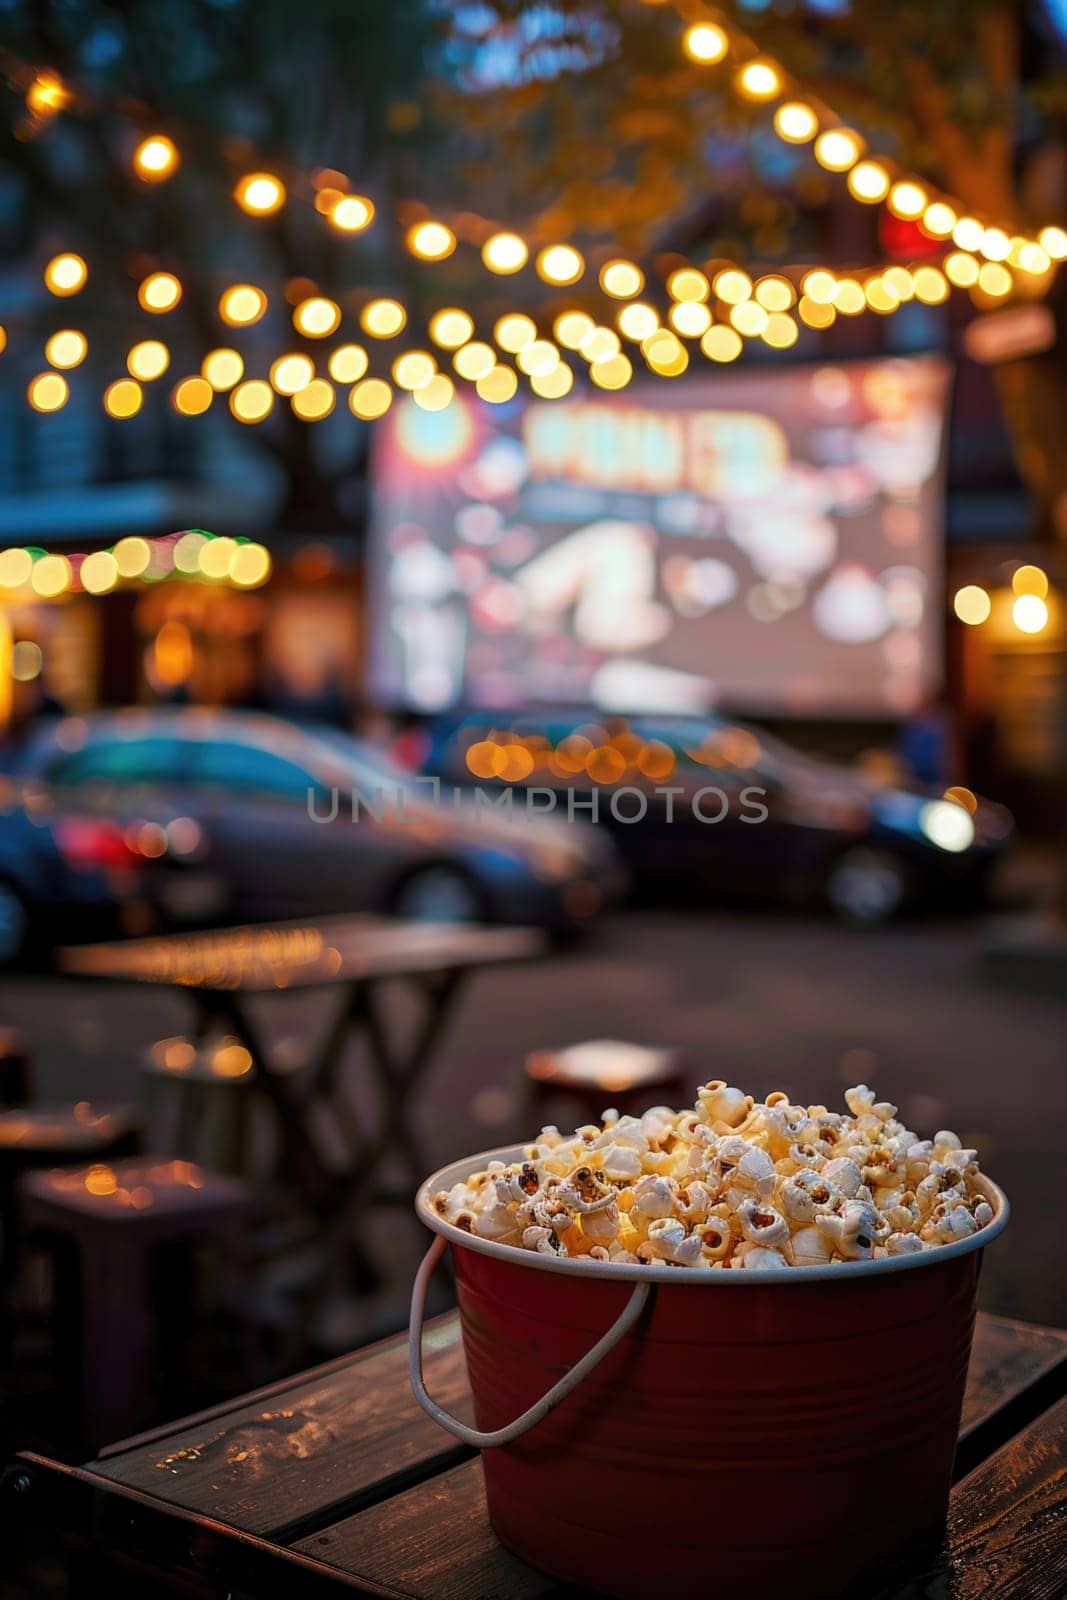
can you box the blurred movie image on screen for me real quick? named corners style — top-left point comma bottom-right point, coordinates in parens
top-left (369, 356), bottom-right (950, 718)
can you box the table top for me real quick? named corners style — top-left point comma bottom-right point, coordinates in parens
top-left (14, 1307), bottom-right (1067, 1598)
top-left (57, 913), bottom-right (544, 992)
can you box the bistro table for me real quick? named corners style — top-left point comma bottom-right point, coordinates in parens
top-left (57, 916), bottom-right (542, 1303)
top-left (6, 1308), bottom-right (1065, 1597)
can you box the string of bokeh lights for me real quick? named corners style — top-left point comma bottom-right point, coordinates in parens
top-left (0, 529), bottom-right (272, 602)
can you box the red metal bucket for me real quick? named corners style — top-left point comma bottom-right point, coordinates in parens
top-left (411, 1144), bottom-right (1009, 1600)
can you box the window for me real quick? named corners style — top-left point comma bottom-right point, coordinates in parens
top-left (46, 737), bottom-right (181, 787)
top-left (191, 740), bottom-right (317, 801)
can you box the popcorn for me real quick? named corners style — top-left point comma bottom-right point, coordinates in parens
top-left (451, 1079), bottom-right (996, 1270)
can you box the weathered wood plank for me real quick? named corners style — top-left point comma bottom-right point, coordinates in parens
top-left (960, 1313), bottom-right (1067, 1438)
top-left (93, 1315), bottom-right (475, 1542)
top-left (294, 1458), bottom-right (565, 1600)
top-left (877, 1394), bottom-right (1067, 1599)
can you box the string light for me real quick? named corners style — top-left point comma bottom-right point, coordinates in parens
top-left (269, 354), bottom-right (314, 394)
top-left (847, 161), bottom-right (890, 202)
top-left (590, 353), bottom-right (632, 390)
top-left (494, 314), bottom-right (537, 352)
top-left (979, 227), bottom-right (1011, 262)
top-left (31, 554), bottom-right (72, 597)
top-left (104, 379), bottom-right (143, 418)
top-left (1012, 594), bottom-right (1048, 634)
top-left (701, 325), bottom-right (743, 362)
top-left (0, 548), bottom-right (33, 587)
top-left (761, 312), bottom-right (799, 347)
top-left (730, 300), bottom-right (768, 336)
top-left (798, 296), bottom-right (835, 328)
top-left (172, 376), bottom-right (213, 415)
top-left (45, 330), bottom-right (87, 369)
top-left (349, 378), bottom-right (393, 418)
top-left (327, 345), bottom-right (369, 382)
top-left (293, 297), bottom-right (341, 337)
top-left (922, 202), bottom-right (956, 238)
top-left (453, 341), bottom-right (496, 380)
top-left (516, 339), bottom-right (560, 376)
top-left (1017, 242), bottom-right (1051, 275)
top-left (617, 303), bottom-right (659, 341)
top-left (945, 252), bottom-right (980, 287)
top-left (643, 329), bottom-right (687, 375)
top-left (755, 276), bottom-right (794, 311)
top-left (668, 268), bottom-right (710, 302)
top-left (201, 349), bottom-right (244, 389)
top-left (133, 135), bottom-right (179, 182)
top-left (814, 130), bottom-right (862, 172)
top-left (126, 340), bottom-right (170, 380)
top-left (476, 364), bottom-right (518, 403)
top-left (832, 278), bottom-right (865, 315)
top-left (531, 364), bottom-right (574, 398)
top-left (580, 326), bottom-right (621, 363)
top-left (482, 233), bottom-right (528, 274)
top-left (44, 254), bottom-right (87, 296)
top-left (392, 351), bottom-right (437, 390)
top-left (413, 373), bottom-right (455, 411)
top-left (952, 217), bottom-right (984, 251)
top-left (113, 537), bottom-right (151, 577)
top-left (330, 195), bottom-right (375, 232)
top-left (198, 537), bottom-right (235, 577)
top-left (912, 266), bottom-right (949, 304)
top-left (886, 181), bottom-right (926, 220)
top-left (669, 301), bottom-right (711, 337)
top-left (737, 60), bottom-right (780, 100)
top-left (80, 551), bottom-right (119, 593)
top-left (230, 380), bottom-right (274, 423)
top-left (774, 103), bottom-right (818, 143)
top-left (292, 379), bottom-right (335, 419)
top-left (219, 285), bottom-right (266, 326)
top-left (801, 269), bottom-right (837, 304)
top-left (229, 544), bottom-right (272, 587)
top-left (953, 585), bottom-right (990, 624)
top-left (536, 245), bottom-right (584, 285)
top-left (554, 311), bottom-right (595, 349)
top-left (864, 277), bottom-right (898, 313)
top-left (28, 372), bottom-right (69, 412)
top-left (407, 221), bottom-right (456, 260)
top-left (713, 268), bottom-right (752, 304)
top-left (883, 266), bottom-right (914, 301)
top-left (235, 173), bottom-right (285, 215)
top-left (360, 299), bottom-right (406, 337)
top-left (976, 262), bottom-right (1012, 297)
top-left (139, 272), bottom-right (181, 312)
top-left (600, 260), bottom-right (644, 297)
top-left (429, 309), bottom-right (474, 349)
top-left (683, 23), bottom-right (728, 64)
top-left (1039, 226), bottom-right (1067, 260)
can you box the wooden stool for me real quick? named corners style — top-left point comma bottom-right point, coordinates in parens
top-left (19, 1156), bottom-right (250, 1449)
top-left (0, 1028), bottom-right (31, 1108)
top-left (0, 1102), bottom-right (140, 1266)
top-left (525, 1039), bottom-right (687, 1128)
top-left (139, 1036), bottom-right (256, 1178)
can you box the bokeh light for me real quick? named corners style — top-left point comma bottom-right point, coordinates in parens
top-left (139, 272), bottom-right (181, 312)
top-left (953, 585), bottom-right (991, 625)
top-left (201, 348), bottom-right (244, 390)
top-left (235, 172), bottom-right (285, 215)
top-left (360, 299), bottom-right (406, 338)
top-left (219, 284), bottom-right (267, 326)
top-left (44, 254), bottom-right (87, 296)
top-left (103, 379), bottom-right (143, 418)
top-left (482, 233), bottom-right (528, 274)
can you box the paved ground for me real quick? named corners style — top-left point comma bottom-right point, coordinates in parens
top-left (2, 905), bottom-right (1063, 1341)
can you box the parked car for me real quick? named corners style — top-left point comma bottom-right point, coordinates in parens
top-left (10, 710), bottom-right (622, 953)
top-left (419, 711), bottom-right (1013, 923)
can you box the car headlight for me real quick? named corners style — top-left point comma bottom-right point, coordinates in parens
top-left (918, 800), bottom-right (975, 853)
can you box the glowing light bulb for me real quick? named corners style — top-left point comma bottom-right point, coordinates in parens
top-left (814, 130), bottom-right (862, 172)
top-left (270, 354), bottom-right (315, 395)
top-left (579, 327), bottom-right (620, 364)
top-left (360, 299), bottom-right (406, 338)
top-left (980, 227), bottom-right (1011, 262)
top-left (516, 339), bottom-right (560, 376)
top-left (832, 279), bottom-right (865, 315)
top-left (864, 277), bottom-right (899, 313)
top-left (773, 102), bottom-right (817, 143)
top-left (922, 202), bottom-right (956, 237)
top-left (801, 269), bottom-right (837, 304)
top-left (1016, 242), bottom-right (1051, 275)
top-left (45, 330), bottom-right (87, 369)
top-left (976, 262), bottom-right (1012, 297)
top-left (1039, 225), bottom-right (1067, 261)
top-left (847, 161), bottom-right (890, 202)
top-left (668, 268), bottom-right (710, 302)
top-left (643, 330), bottom-right (688, 375)
top-left (0, 548), bottom-right (33, 588)
top-left (590, 353), bottom-right (632, 390)
top-left (407, 221), bottom-right (456, 260)
top-left (291, 379), bottom-right (335, 419)
top-left (482, 233), bottom-right (528, 274)
top-left (883, 266), bottom-right (914, 302)
top-left (138, 272), bottom-right (181, 312)
top-left (701, 326), bottom-right (743, 362)
top-left (31, 554), bottom-right (72, 597)
top-left (330, 195), bottom-right (374, 231)
top-left (172, 377), bottom-right (213, 415)
top-left (44, 254), bottom-right (87, 296)
top-left (133, 135), bottom-right (179, 181)
top-left (392, 351), bottom-right (437, 391)
top-left (887, 181), bottom-right (926, 220)
top-left (762, 312), bottom-right (798, 348)
top-left (80, 551), bottom-right (119, 593)
top-left (798, 296), bottom-right (836, 328)
top-left (103, 379), bottom-right (143, 418)
top-left (28, 372), bottom-right (69, 412)
top-left (554, 311), bottom-right (595, 349)
top-left (911, 266), bottom-right (948, 304)
top-left (293, 297), bottom-right (341, 338)
top-left (730, 300), bottom-right (768, 336)
top-left (669, 301), bottom-right (711, 337)
top-left (413, 374), bottom-right (455, 411)
top-left (684, 23), bottom-right (727, 63)
top-left (229, 544), bottom-right (272, 587)
top-left (945, 252), bottom-right (980, 288)
top-left (349, 378), bottom-right (393, 419)
top-left (235, 172), bottom-right (285, 215)
top-left (113, 537), bottom-right (151, 577)
top-left (600, 260), bottom-right (644, 298)
top-left (530, 364), bottom-right (574, 398)
top-left (218, 285), bottom-right (266, 326)
top-left (536, 245), bottom-right (584, 285)
top-left (430, 309), bottom-right (474, 349)
top-left (476, 365), bottom-right (519, 403)
top-left (494, 314), bottom-right (537, 352)
top-left (713, 269), bottom-right (752, 304)
top-left (952, 217), bottom-right (984, 252)
top-left (953, 585), bottom-right (990, 625)
top-left (127, 340), bottom-right (170, 380)
top-left (453, 342), bottom-right (496, 380)
top-left (229, 380), bottom-right (274, 423)
top-left (201, 349), bottom-right (244, 390)
top-left (1012, 594), bottom-right (1047, 634)
top-left (327, 345), bottom-right (369, 383)
top-left (617, 302), bottom-right (659, 341)
top-left (754, 276), bottom-right (794, 311)
top-left (737, 60), bottom-right (780, 100)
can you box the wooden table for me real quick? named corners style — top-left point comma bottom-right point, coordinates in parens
top-left (58, 916), bottom-right (542, 1302)
top-left (7, 1309), bottom-right (1065, 1598)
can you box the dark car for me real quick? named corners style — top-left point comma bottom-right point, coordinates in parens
top-left (419, 712), bottom-right (1012, 923)
top-left (12, 709), bottom-right (622, 946)
top-left (0, 774), bottom-right (189, 965)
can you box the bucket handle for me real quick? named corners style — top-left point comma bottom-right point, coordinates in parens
top-left (408, 1235), bottom-right (651, 1449)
